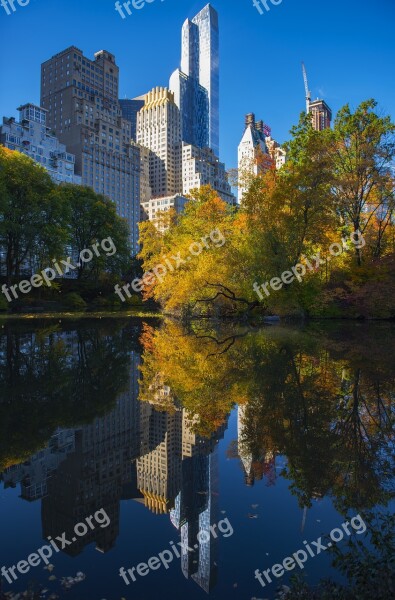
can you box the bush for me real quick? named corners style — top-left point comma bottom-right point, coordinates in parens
top-left (121, 294), bottom-right (143, 308)
top-left (106, 293), bottom-right (122, 307)
top-left (91, 296), bottom-right (111, 308)
top-left (63, 292), bottom-right (87, 310)
top-left (0, 294), bottom-right (9, 311)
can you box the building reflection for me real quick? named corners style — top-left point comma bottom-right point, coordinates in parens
top-left (135, 380), bottom-right (226, 593)
top-left (41, 350), bottom-right (141, 555)
top-left (237, 404), bottom-right (276, 487)
top-left (2, 429), bottom-right (76, 501)
top-left (0, 349), bottom-right (228, 593)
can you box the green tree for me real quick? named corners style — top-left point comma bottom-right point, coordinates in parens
top-left (0, 148), bottom-right (67, 282)
top-left (332, 99), bottom-right (395, 265)
top-left (53, 184), bottom-right (131, 280)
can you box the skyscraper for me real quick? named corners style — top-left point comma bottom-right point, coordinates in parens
top-left (41, 351), bottom-right (141, 555)
top-left (40, 46), bottom-right (143, 254)
top-left (119, 97), bottom-right (144, 140)
top-left (309, 99), bottom-right (332, 131)
top-left (136, 86), bottom-right (182, 198)
top-left (237, 113), bottom-right (273, 203)
top-left (237, 113), bottom-right (286, 203)
top-left (169, 69), bottom-right (209, 150)
top-left (170, 3), bottom-right (219, 156)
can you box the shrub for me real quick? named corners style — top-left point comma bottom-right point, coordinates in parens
top-left (91, 296), bottom-right (110, 307)
top-left (63, 292), bottom-right (87, 310)
top-left (0, 294), bottom-right (9, 311)
top-left (121, 294), bottom-right (143, 308)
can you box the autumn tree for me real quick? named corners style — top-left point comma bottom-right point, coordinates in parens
top-left (332, 99), bottom-right (395, 265)
top-left (138, 101), bottom-right (395, 319)
top-left (138, 186), bottom-right (249, 316)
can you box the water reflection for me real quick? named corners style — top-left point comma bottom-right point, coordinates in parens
top-left (0, 318), bottom-right (394, 599)
top-left (139, 320), bottom-right (394, 512)
top-left (0, 319), bottom-right (228, 597)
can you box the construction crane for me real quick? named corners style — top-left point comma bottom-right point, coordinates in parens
top-left (302, 62), bottom-right (311, 114)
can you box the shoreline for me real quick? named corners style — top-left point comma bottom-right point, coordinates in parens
top-left (0, 310), bottom-right (394, 323)
top-left (0, 309), bottom-right (162, 320)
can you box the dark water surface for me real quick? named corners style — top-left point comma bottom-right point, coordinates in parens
top-left (0, 318), bottom-right (394, 600)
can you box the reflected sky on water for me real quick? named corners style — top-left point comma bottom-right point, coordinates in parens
top-left (0, 318), bottom-right (394, 600)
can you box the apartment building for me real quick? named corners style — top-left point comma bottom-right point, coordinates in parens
top-left (40, 46), bottom-right (142, 254)
top-left (238, 113), bottom-right (286, 203)
top-left (140, 194), bottom-right (188, 226)
top-left (265, 136), bottom-right (287, 170)
top-left (136, 86), bottom-right (182, 199)
top-left (309, 99), bottom-right (332, 131)
top-left (0, 103), bottom-right (81, 185)
top-left (119, 97), bottom-right (144, 140)
top-left (170, 4), bottom-right (219, 156)
top-left (182, 143), bottom-right (236, 205)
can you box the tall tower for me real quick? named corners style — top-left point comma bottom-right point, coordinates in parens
top-left (40, 47), bottom-right (142, 254)
top-left (237, 113), bottom-right (273, 203)
top-left (170, 3), bottom-right (219, 156)
top-left (119, 97), bottom-right (144, 140)
top-left (302, 63), bottom-right (332, 131)
top-left (309, 99), bottom-right (332, 131)
top-left (136, 87), bottom-right (182, 198)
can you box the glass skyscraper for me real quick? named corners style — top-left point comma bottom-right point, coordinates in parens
top-left (119, 98), bottom-right (144, 140)
top-left (170, 3), bottom-right (219, 157)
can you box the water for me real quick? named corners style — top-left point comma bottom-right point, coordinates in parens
top-left (0, 317), bottom-right (394, 600)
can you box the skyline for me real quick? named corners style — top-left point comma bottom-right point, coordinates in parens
top-left (0, 0), bottom-right (394, 169)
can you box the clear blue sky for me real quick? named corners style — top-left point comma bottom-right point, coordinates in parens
top-left (0, 0), bottom-right (394, 169)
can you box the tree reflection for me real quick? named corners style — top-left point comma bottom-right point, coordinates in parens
top-left (139, 320), bottom-right (395, 512)
top-left (0, 319), bottom-right (140, 471)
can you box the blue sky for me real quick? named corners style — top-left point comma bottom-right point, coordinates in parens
top-left (0, 0), bottom-right (394, 169)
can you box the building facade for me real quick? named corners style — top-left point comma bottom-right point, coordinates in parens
top-left (40, 46), bottom-right (142, 254)
top-left (41, 351), bottom-right (141, 556)
top-left (169, 69), bottom-right (209, 150)
top-left (182, 143), bottom-right (236, 205)
top-left (170, 3), bottom-right (219, 156)
top-left (266, 136), bottom-right (287, 170)
top-left (2, 428), bottom-right (76, 501)
top-left (140, 142), bottom-right (236, 231)
top-left (136, 87), bottom-right (182, 199)
top-left (137, 142), bottom-right (152, 205)
top-left (136, 84), bottom-right (235, 229)
top-left (309, 99), bottom-right (332, 131)
top-left (238, 113), bottom-right (273, 203)
top-left (140, 194), bottom-right (188, 227)
top-left (0, 104), bottom-right (81, 185)
top-left (238, 113), bottom-right (286, 203)
top-left (119, 97), bottom-right (144, 140)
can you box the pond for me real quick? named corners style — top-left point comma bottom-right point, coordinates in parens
top-left (0, 318), bottom-right (394, 600)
